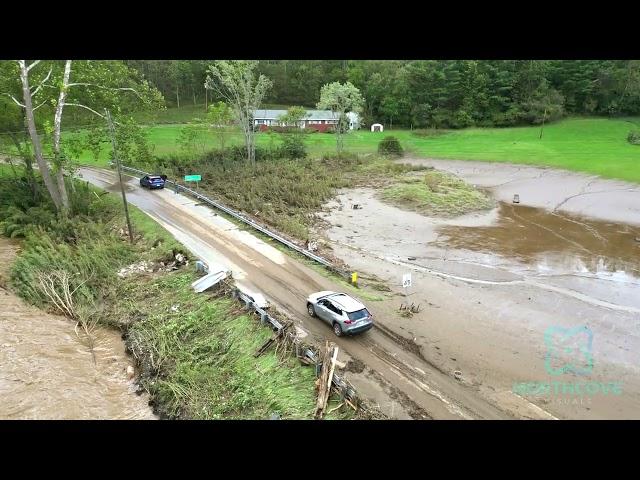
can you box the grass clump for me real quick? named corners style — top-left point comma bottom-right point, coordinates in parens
top-left (381, 170), bottom-right (494, 217)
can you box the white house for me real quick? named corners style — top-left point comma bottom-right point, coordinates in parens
top-left (252, 109), bottom-right (360, 131)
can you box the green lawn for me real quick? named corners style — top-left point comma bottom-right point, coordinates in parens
top-left (71, 116), bottom-right (640, 182)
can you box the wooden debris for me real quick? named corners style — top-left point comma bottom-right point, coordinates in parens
top-left (314, 341), bottom-right (339, 419)
top-left (254, 331), bottom-right (280, 358)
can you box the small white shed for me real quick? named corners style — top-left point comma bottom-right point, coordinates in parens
top-left (371, 123), bottom-right (384, 132)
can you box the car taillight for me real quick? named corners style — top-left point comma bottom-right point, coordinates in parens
top-left (344, 319), bottom-right (353, 324)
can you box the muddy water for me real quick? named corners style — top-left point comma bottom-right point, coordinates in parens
top-left (436, 202), bottom-right (640, 282)
top-left (0, 238), bottom-right (156, 420)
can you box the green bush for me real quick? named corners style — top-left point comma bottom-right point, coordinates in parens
top-left (627, 131), bottom-right (640, 145)
top-left (378, 136), bottom-right (404, 157)
top-left (279, 134), bottom-right (307, 159)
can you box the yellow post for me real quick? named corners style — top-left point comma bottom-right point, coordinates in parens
top-left (351, 272), bottom-right (358, 286)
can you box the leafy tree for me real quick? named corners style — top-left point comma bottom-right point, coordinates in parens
top-left (316, 81), bottom-right (364, 154)
top-left (275, 106), bottom-right (308, 159)
top-left (1, 60), bottom-right (163, 213)
top-left (205, 61), bottom-right (272, 165)
top-left (206, 101), bottom-right (234, 150)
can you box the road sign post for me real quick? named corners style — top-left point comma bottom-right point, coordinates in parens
top-left (184, 174), bottom-right (202, 191)
top-left (402, 272), bottom-right (412, 300)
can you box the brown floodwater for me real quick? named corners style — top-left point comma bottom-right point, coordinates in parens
top-left (0, 238), bottom-right (156, 420)
top-left (436, 203), bottom-right (640, 282)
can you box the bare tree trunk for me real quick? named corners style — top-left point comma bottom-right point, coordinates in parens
top-left (52, 60), bottom-right (72, 212)
top-left (18, 60), bottom-right (62, 210)
top-left (9, 130), bottom-right (38, 200)
top-left (205, 88), bottom-right (208, 112)
top-left (336, 114), bottom-right (345, 155)
top-left (176, 85), bottom-right (180, 108)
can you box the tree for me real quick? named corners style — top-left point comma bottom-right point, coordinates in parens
top-left (205, 61), bottom-right (272, 166)
top-left (277, 106), bottom-right (307, 159)
top-left (316, 81), bottom-right (364, 154)
top-left (3, 60), bottom-right (164, 213)
top-left (206, 101), bottom-right (234, 150)
top-left (277, 105), bottom-right (307, 127)
top-left (0, 73), bottom-right (39, 200)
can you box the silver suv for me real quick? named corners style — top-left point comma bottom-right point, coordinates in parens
top-left (306, 291), bottom-right (374, 337)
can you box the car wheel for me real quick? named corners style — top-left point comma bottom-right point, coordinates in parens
top-left (307, 303), bottom-right (315, 317)
top-left (333, 322), bottom-right (343, 337)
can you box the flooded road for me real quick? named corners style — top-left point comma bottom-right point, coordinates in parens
top-left (320, 167), bottom-right (640, 419)
top-left (0, 238), bottom-right (156, 420)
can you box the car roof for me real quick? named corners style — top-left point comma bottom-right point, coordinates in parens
top-left (326, 293), bottom-right (365, 312)
top-left (148, 175), bottom-right (162, 179)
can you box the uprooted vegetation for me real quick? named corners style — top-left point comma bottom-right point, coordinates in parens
top-left (380, 170), bottom-right (494, 217)
top-left (130, 149), bottom-right (430, 240)
top-left (106, 272), bottom-right (353, 419)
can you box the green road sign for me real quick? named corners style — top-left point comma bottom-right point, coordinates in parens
top-left (184, 175), bottom-right (202, 182)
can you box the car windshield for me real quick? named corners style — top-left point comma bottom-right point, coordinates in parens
top-left (149, 176), bottom-right (162, 181)
top-left (347, 309), bottom-right (370, 321)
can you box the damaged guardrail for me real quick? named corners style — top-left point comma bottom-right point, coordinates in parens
top-left (231, 285), bottom-right (362, 414)
top-left (116, 164), bottom-right (342, 273)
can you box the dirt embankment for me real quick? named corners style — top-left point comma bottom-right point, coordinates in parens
top-left (0, 237), bottom-right (156, 420)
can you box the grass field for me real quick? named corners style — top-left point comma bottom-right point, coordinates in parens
top-left (71, 115), bottom-right (640, 183)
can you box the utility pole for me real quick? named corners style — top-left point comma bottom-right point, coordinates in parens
top-left (105, 109), bottom-right (134, 244)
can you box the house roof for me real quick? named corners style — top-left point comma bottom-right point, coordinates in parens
top-left (253, 109), bottom-right (340, 121)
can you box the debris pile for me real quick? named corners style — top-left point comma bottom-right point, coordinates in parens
top-left (117, 261), bottom-right (155, 278)
top-left (117, 252), bottom-right (189, 278)
top-left (399, 302), bottom-right (421, 317)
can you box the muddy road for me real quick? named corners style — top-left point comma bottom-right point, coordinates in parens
top-left (79, 167), bottom-right (519, 420)
top-left (0, 238), bottom-right (156, 420)
top-left (317, 160), bottom-right (640, 419)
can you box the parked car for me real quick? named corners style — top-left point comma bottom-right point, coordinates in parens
top-left (306, 291), bottom-right (373, 337)
top-left (140, 175), bottom-right (167, 189)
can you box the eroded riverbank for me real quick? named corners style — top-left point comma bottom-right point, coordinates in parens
top-left (0, 238), bottom-right (156, 420)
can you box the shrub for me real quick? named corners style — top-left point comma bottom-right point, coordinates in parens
top-left (627, 131), bottom-right (640, 145)
top-left (279, 134), bottom-right (307, 159)
top-left (378, 136), bottom-right (404, 157)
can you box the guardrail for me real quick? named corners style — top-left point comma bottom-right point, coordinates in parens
top-left (116, 164), bottom-right (341, 273)
top-left (233, 285), bottom-right (361, 411)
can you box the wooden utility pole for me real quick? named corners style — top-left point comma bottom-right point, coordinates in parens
top-left (105, 109), bottom-right (134, 244)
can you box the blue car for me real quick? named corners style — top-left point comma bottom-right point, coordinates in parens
top-left (140, 175), bottom-right (166, 189)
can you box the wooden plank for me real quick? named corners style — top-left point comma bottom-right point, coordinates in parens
top-left (254, 332), bottom-right (277, 357)
top-left (314, 341), bottom-right (332, 419)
